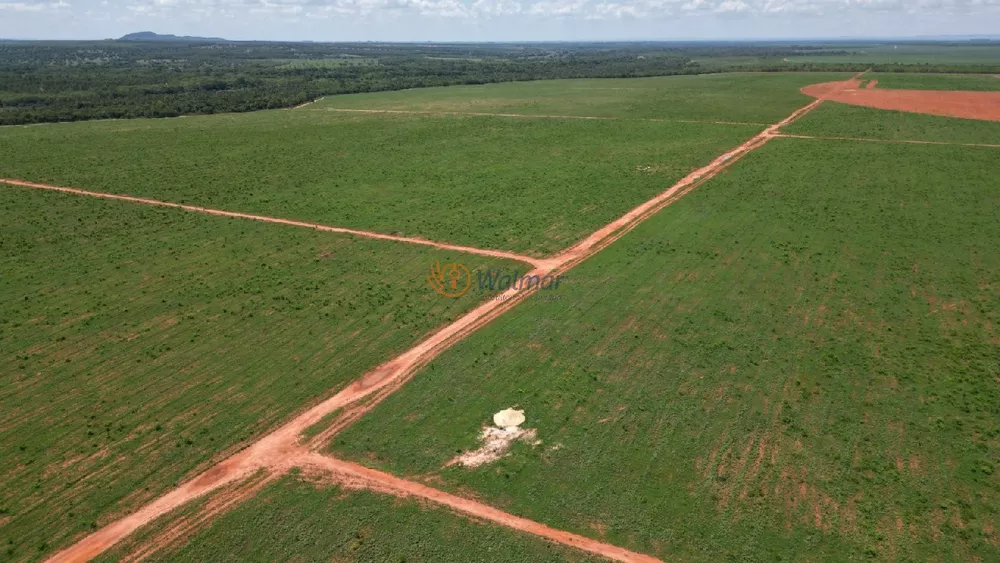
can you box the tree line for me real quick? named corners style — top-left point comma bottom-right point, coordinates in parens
top-left (2, 41), bottom-right (997, 126)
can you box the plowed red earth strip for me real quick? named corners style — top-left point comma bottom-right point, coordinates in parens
top-left (45, 75), bottom-right (861, 563)
top-left (0, 179), bottom-right (542, 267)
top-left (801, 81), bottom-right (1000, 121)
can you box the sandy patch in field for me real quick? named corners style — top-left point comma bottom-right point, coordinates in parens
top-left (448, 409), bottom-right (538, 468)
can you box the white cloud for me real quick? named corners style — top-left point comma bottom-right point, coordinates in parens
top-left (0, 0), bottom-right (68, 10)
top-left (3, 0), bottom-right (1000, 38)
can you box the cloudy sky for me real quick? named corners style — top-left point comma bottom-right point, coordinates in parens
top-left (2, 0), bottom-right (999, 41)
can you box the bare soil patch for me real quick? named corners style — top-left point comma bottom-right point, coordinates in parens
top-left (801, 81), bottom-right (1000, 121)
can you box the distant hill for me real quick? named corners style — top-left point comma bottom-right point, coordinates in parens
top-left (118, 31), bottom-right (227, 42)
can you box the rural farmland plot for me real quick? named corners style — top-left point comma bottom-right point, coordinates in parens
top-left (0, 187), bottom-right (526, 559)
top-left (330, 138), bottom-right (1000, 561)
top-left (0, 110), bottom-right (756, 257)
top-left (2, 66), bottom-right (999, 562)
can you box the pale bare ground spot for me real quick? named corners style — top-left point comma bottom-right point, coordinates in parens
top-left (47, 76), bottom-right (864, 563)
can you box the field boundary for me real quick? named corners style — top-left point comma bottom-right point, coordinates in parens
top-left (0, 179), bottom-right (543, 267)
top-left (310, 107), bottom-right (768, 126)
top-left (45, 74), bottom-right (862, 563)
top-left (776, 133), bottom-right (1000, 148)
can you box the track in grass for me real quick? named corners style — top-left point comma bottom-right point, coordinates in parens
top-left (314, 72), bottom-right (854, 123)
top-left (0, 179), bottom-right (543, 267)
top-left (776, 133), bottom-right (1000, 149)
top-left (309, 107), bottom-right (768, 126)
top-left (331, 137), bottom-right (1000, 561)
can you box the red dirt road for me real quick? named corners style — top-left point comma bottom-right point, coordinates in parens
top-left (300, 454), bottom-right (661, 563)
top-left (44, 75), bottom-right (861, 563)
top-left (801, 81), bottom-right (1000, 121)
top-left (0, 179), bottom-right (542, 267)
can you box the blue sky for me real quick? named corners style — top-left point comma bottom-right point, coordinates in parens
top-left (2, 0), bottom-right (999, 41)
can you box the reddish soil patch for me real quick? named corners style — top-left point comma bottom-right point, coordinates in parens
top-left (801, 81), bottom-right (1000, 121)
top-left (866, 80), bottom-right (878, 89)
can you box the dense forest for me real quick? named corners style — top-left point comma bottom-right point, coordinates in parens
top-left (1, 40), bottom-right (998, 125)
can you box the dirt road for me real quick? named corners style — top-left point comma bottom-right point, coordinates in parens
top-left (300, 453), bottom-right (661, 563)
top-left (0, 179), bottom-right (543, 267)
top-left (44, 75), bottom-right (861, 563)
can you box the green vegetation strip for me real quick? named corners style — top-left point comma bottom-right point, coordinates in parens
top-left (0, 186), bottom-right (524, 561)
top-left (332, 138), bottom-right (1000, 561)
top-left (791, 44), bottom-right (1000, 66)
top-left (786, 102), bottom-right (1000, 146)
top-left (96, 472), bottom-right (602, 562)
top-left (867, 72), bottom-right (1000, 91)
top-left (0, 109), bottom-right (755, 256)
top-left (315, 72), bottom-right (852, 124)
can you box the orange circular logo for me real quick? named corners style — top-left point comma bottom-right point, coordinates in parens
top-left (427, 261), bottom-right (471, 298)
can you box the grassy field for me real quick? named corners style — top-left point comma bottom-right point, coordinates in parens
top-left (794, 44), bottom-right (1000, 65)
top-left (330, 138), bottom-right (1000, 561)
top-left (787, 102), bottom-right (1000, 145)
top-left (96, 472), bottom-right (601, 562)
top-left (869, 72), bottom-right (1000, 91)
top-left (0, 110), bottom-right (755, 257)
top-left (313, 72), bottom-right (852, 123)
top-left (0, 186), bottom-right (524, 561)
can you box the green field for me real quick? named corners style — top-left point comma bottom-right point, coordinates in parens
top-left (0, 186), bottom-right (525, 560)
top-left (330, 138), bottom-right (1000, 561)
top-left (794, 44), bottom-right (1000, 65)
top-left (314, 72), bottom-right (852, 123)
top-left (7, 67), bottom-right (1000, 562)
top-left (0, 110), bottom-right (755, 257)
top-left (869, 72), bottom-right (1000, 91)
top-left (787, 102), bottom-right (1000, 145)
top-left (96, 472), bottom-right (601, 562)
